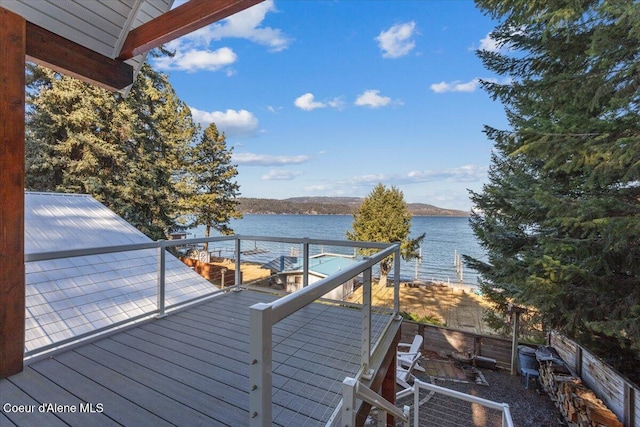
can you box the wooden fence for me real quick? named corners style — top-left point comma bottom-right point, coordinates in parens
top-left (550, 332), bottom-right (639, 427)
top-left (400, 321), bottom-right (513, 370)
top-left (400, 322), bottom-right (639, 426)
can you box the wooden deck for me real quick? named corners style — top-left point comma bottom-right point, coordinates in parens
top-left (1, 289), bottom-right (395, 426)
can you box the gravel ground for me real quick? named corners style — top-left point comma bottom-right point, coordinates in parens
top-left (379, 365), bottom-right (566, 427)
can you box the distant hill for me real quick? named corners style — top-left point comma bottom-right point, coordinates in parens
top-left (237, 197), bottom-right (469, 217)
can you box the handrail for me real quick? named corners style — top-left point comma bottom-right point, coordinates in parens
top-left (341, 377), bottom-right (409, 427)
top-left (25, 234), bottom-right (391, 262)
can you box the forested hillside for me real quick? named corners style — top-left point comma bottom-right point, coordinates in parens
top-left (237, 197), bottom-right (468, 216)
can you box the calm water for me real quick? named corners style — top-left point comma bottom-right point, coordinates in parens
top-left (189, 215), bottom-right (486, 288)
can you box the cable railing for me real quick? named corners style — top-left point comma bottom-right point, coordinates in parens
top-left (396, 379), bottom-right (514, 427)
top-left (247, 241), bottom-right (402, 426)
top-left (25, 235), bottom-right (403, 425)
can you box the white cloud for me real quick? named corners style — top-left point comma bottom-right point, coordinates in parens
top-left (262, 169), bottom-right (303, 180)
top-left (430, 79), bottom-right (480, 93)
top-left (190, 108), bottom-right (259, 137)
top-left (205, 0), bottom-right (291, 52)
top-left (350, 174), bottom-right (392, 184)
top-left (154, 47), bottom-right (237, 72)
top-left (407, 165), bottom-right (487, 183)
top-left (294, 93), bottom-right (326, 111)
top-left (233, 153), bottom-right (312, 166)
top-left (479, 33), bottom-right (501, 52)
top-left (294, 93), bottom-right (344, 111)
top-left (354, 90), bottom-right (392, 108)
top-left (375, 22), bottom-right (417, 58)
top-left (153, 0), bottom-right (289, 73)
top-left (180, 0), bottom-right (290, 53)
top-left (338, 165), bottom-right (486, 188)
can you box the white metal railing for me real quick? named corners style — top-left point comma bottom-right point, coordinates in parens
top-left (341, 377), bottom-right (410, 427)
top-left (397, 379), bottom-right (514, 427)
top-left (25, 235), bottom-right (402, 425)
top-left (248, 241), bottom-right (401, 426)
top-left (24, 235), bottom-right (398, 356)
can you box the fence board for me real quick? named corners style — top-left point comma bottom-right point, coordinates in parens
top-left (551, 332), bottom-right (639, 427)
top-left (401, 321), bottom-right (512, 370)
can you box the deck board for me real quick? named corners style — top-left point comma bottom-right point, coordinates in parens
top-left (6, 366), bottom-right (119, 427)
top-left (1, 380), bottom-right (67, 427)
top-left (0, 289), bottom-right (396, 426)
top-left (29, 358), bottom-right (172, 427)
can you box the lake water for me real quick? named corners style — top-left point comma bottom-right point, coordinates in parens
top-left (189, 215), bottom-right (486, 288)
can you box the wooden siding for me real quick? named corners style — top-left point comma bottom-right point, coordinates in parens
top-left (0, 289), bottom-right (393, 426)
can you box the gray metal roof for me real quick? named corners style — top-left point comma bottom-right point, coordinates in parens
top-left (25, 192), bottom-right (215, 354)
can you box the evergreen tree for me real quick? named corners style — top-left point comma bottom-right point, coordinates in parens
top-left (181, 123), bottom-right (242, 251)
top-left (123, 62), bottom-right (196, 240)
top-left (469, 0), bottom-right (640, 370)
top-left (25, 60), bottom-right (196, 240)
top-left (347, 184), bottom-right (424, 286)
top-left (26, 66), bottom-right (134, 211)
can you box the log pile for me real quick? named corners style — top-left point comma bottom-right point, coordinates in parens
top-left (539, 360), bottom-right (622, 427)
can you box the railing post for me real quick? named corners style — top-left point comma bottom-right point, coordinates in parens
top-left (157, 241), bottom-right (166, 317)
top-left (341, 377), bottom-right (357, 427)
top-left (623, 382), bottom-right (634, 427)
top-left (502, 403), bottom-right (513, 427)
top-left (249, 302), bottom-right (273, 427)
top-left (302, 237), bottom-right (310, 287)
top-left (235, 237), bottom-right (242, 289)
top-left (394, 246), bottom-right (401, 313)
top-left (361, 264), bottom-right (372, 379)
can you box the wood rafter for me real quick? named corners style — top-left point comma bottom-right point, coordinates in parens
top-left (26, 22), bottom-right (133, 92)
top-left (118, 0), bottom-right (264, 60)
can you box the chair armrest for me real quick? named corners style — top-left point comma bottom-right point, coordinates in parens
top-left (397, 351), bottom-right (421, 358)
top-left (397, 343), bottom-right (412, 351)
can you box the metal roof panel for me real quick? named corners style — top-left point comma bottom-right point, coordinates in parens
top-left (24, 192), bottom-right (215, 354)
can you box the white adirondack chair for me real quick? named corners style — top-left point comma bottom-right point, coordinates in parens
top-left (397, 335), bottom-right (425, 372)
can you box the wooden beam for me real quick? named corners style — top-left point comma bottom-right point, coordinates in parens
top-left (118, 0), bottom-right (264, 60)
top-left (382, 352), bottom-right (397, 427)
top-left (355, 327), bottom-right (401, 426)
top-left (0, 7), bottom-right (26, 378)
top-left (26, 22), bottom-right (133, 92)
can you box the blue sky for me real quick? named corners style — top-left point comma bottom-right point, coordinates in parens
top-left (154, 0), bottom-right (507, 211)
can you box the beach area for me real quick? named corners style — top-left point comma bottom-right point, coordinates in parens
top-left (347, 281), bottom-right (494, 335)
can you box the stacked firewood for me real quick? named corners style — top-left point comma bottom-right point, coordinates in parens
top-left (538, 361), bottom-right (622, 427)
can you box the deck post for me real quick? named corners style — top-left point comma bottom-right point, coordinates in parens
top-left (341, 377), bottom-right (357, 427)
top-left (0, 7), bottom-right (26, 379)
top-left (361, 265), bottom-right (372, 379)
top-left (393, 246), bottom-right (401, 313)
top-left (156, 242), bottom-right (166, 317)
top-left (249, 302), bottom-right (273, 427)
top-left (235, 237), bottom-right (242, 287)
top-left (302, 237), bottom-right (309, 287)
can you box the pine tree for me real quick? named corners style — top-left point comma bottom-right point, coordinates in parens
top-left (122, 62), bottom-right (196, 240)
top-left (347, 184), bottom-right (424, 286)
top-left (26, 66), bottom-right (134, 210)
top-left (25, 60), bottom-right (196, 240)
top-left (181, 123), bottom-right (242, 251)
top-left (470, 0), bottom-right (640, 370)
